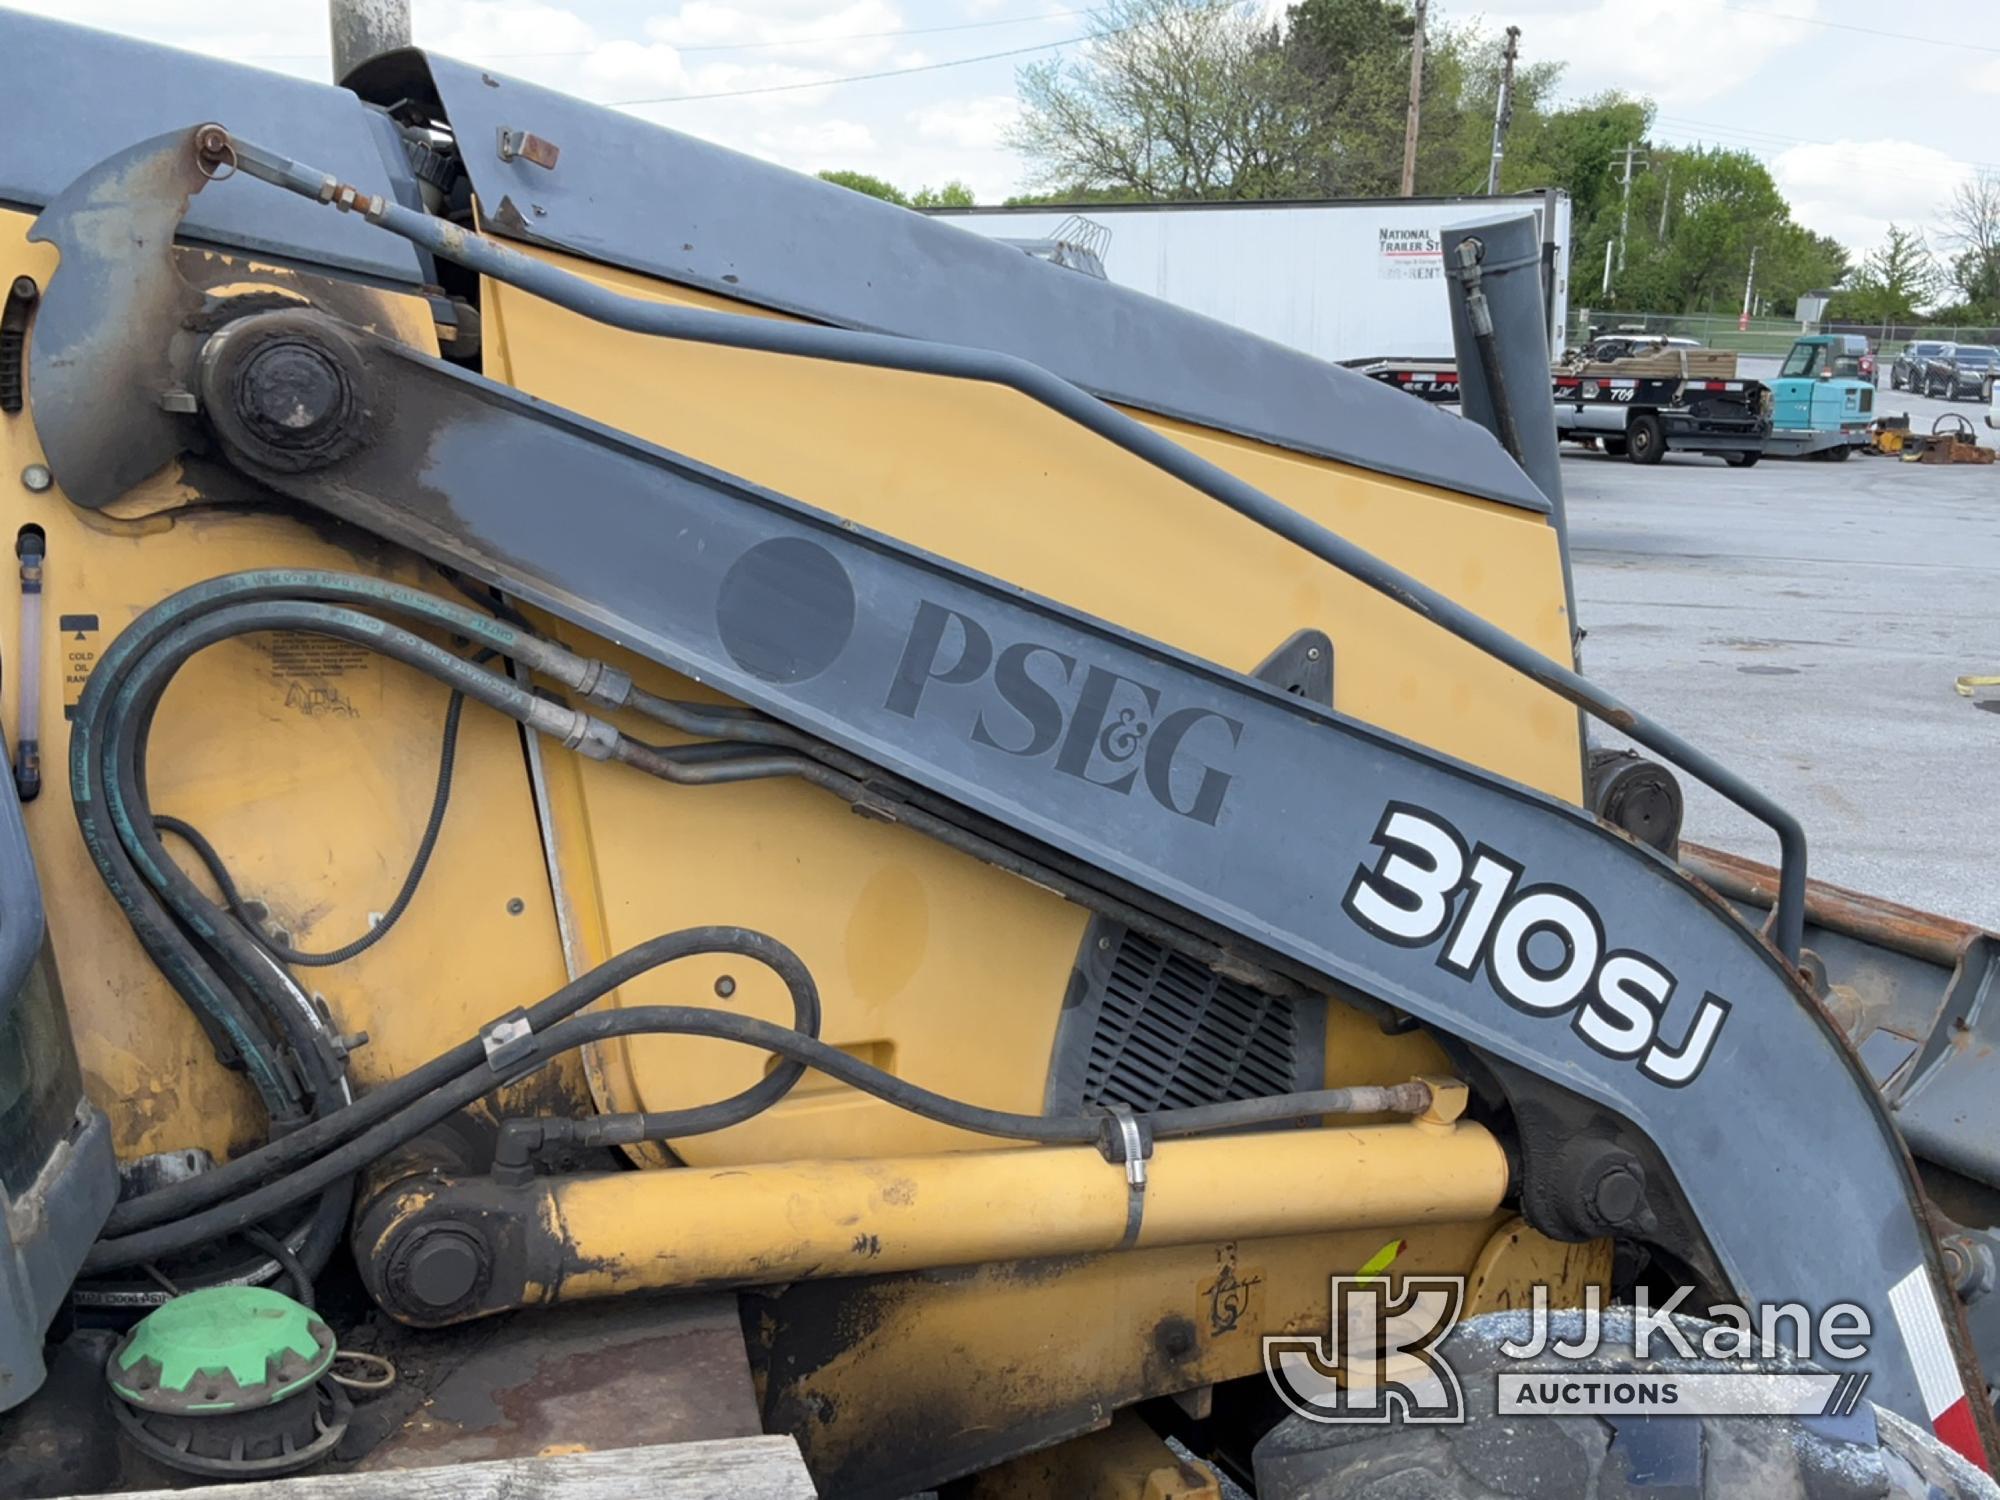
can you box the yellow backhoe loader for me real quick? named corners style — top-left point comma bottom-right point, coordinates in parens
top-left (0, 12), bottom-right (1997, 1498)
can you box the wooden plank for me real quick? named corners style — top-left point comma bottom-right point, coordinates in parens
top-left (1573, 350), bottom-right (1740, 379)
top-left (53, 1437), bottom-right (817, 1500)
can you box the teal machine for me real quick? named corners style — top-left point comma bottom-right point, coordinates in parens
top-left (1764, 333), bottom-right (1875, 460)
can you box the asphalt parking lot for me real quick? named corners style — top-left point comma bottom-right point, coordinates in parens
top-left (1562, 406), bottom-right (2000, 930)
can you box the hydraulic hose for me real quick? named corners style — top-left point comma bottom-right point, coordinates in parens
top-left (155, 678), bottom-right (467, 968)
top-left (88, 997), bottom-right (1434, 1271)
top-left (69, 572), bottom-right (563, 1114)
top-left (70, 572), bottom-right (614, 1291)
top-left (103, 927), bottom-right (819, 1235)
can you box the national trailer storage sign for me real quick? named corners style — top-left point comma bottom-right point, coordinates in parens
top-left (1377, 226), bottom-right (1444, 282)
top-left (927, 195), bottom-right (1570, 366)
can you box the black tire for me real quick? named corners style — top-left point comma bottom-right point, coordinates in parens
top-left (1828, 442), bottom-right (1854, 461)
top-left (1254, 1310), bottom-right (1997, 1500)
top-left (1891, 365), bottom-right (1904, 391)
top-left (1601, 436), bottom-right (1629, 457)
top-left (1626, 414), bottom-right (1665, 465)
top-left (1723, 450), bottom-right (1761, 467)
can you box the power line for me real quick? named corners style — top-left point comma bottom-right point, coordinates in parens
top-left (232, 7), bottom-right (1094, 63)
top-left (607, 30), bottom-right (1122, 107)
top-left (1650, 114), bottom-right (2000, 184)
top-left (1716, 2), bottom-right (2000, 58)
top-left (672, 8), bottom-right (1093, 54)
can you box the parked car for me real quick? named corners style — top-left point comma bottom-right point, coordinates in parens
top-left (1581, 334), bottom-right (1704, 362)
top-left (1825, 333), bottom-right (1875, 385)
top-left (1916, 342), bottom-right (1999, 401)
top-left (1890, 339), bottom-right (1948, 391)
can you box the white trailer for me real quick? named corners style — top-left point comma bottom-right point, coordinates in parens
top-left (926, 192), bottom-right (1571, 365)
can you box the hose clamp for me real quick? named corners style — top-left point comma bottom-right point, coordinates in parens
top-left (1098, 1104), bottom-right (1151, 1250)
top-left (482, 1010), bottom-right (536, 1072)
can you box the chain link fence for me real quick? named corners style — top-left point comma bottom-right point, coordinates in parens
top-left (1568, 310), bottom-right (2000, 358)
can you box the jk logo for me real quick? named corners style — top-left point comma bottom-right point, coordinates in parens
top-left (1263, 1276), bottom-right (1467, 1425)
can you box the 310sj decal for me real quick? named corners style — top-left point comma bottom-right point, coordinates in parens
top-left (1342, 803), bottom-right (1730, 1087)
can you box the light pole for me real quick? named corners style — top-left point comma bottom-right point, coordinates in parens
top-left (330, 0), bottom-right (411, 82)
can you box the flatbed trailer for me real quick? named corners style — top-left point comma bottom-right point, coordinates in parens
top-left (1362, 363), bottom-right (1772, 464)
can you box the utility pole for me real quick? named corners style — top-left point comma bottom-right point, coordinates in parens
top-left (1602, 239), bottom-right (1614, 299)
top-left (329, 0), bottom-right (410, 82)
top-left (1485, 26), bottom-right (1522, 196)
top-left (1400, 0), bottom-right (1429, 197)
top-left (1657, 162), bottom-right (1672, 239)
top-left (1617, 141), bottom-right (1636, 272)
top-left (1739, 244), bottom-right (1759, 332)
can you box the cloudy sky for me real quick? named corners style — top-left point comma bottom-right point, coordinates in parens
top-left (8, 0), bottom-right (1996, 263)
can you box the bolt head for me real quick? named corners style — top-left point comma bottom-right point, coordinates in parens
top-left (400, 1227), bottom-right (486, 1312)
top-left (20, 464), bottom-right (52, 493)
top-left (237, 341), bottom-right (350, 447)
top-left (1591, 1164), bottom-right (1646, 1226)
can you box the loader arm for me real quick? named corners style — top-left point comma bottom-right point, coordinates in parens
top-left (22, 126), bottom-right (1994, 1466)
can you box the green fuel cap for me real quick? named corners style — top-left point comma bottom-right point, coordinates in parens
top-left (108, 1286), bottom-right (336, 1415)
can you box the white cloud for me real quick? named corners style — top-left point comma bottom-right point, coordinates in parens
top-left (910, 94), bottom-right (1020, 151)
top-left (1772, 139), bottom-right (1974, 251)
top-left (578, 41), bottom-right (690, 94)
top-left (647, 1), bottom-right (908, 70)
top-left (1964, 56), bottom-right (2000, 95)
top-left (415, 2), bottom-right (599, 60)
top-left (5, 0), bottom-right (325, 73)
top-left (1502, 0), bottom-right (1823, 107)
top-left (750, 118), bottom-right (879, 157)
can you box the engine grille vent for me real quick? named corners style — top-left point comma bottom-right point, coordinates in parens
top-left (1047, 922), bottom-right (1319, 1113)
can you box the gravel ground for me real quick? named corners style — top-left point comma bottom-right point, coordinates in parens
top-left (1561, 367), bottom-right (2000, 929)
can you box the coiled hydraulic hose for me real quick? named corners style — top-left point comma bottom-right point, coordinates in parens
top-left (70, 572), bottom-right (607, 1292)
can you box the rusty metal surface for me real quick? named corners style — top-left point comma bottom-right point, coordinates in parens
top-left (1682, 841), bottom-right (1985, 970)
top-left (352, 1295), bottom-right (763, 1471)
top-left (26, 130), bottom-right (211, 511)
top-left (496, 129), bottom-right (560, 171)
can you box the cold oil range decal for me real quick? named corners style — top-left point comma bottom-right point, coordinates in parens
top-left (1341, 804), bottom-right (1729, 1086)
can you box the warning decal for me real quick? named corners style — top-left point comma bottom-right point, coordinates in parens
top-left (270, 631), bottom-right (371, 718)
top-left (60, 613), bottom-right (98, 721)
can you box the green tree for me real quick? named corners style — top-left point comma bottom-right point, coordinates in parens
top-left (1504, 93), bottom-right (1651, 299)
top-left (1003, 183), bottom-right (1149, 206)
top-left (1941, 172), bottom-right (2000, 315)
top-left (1828, 224), bottom-right (1941, 323)
top-left (1593, 146), bottom-right (1841, 314)
top-left (912, 181), bottom-right (977, 208)
top-left (817, 169), bottom-right (910, 206)
top-left (1000, 1), bottom-right (1854, 313)
top-left (1279, 0), bottom-right (1419, 196)
top-left (1010, 0), bottom-right (1310, 200)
